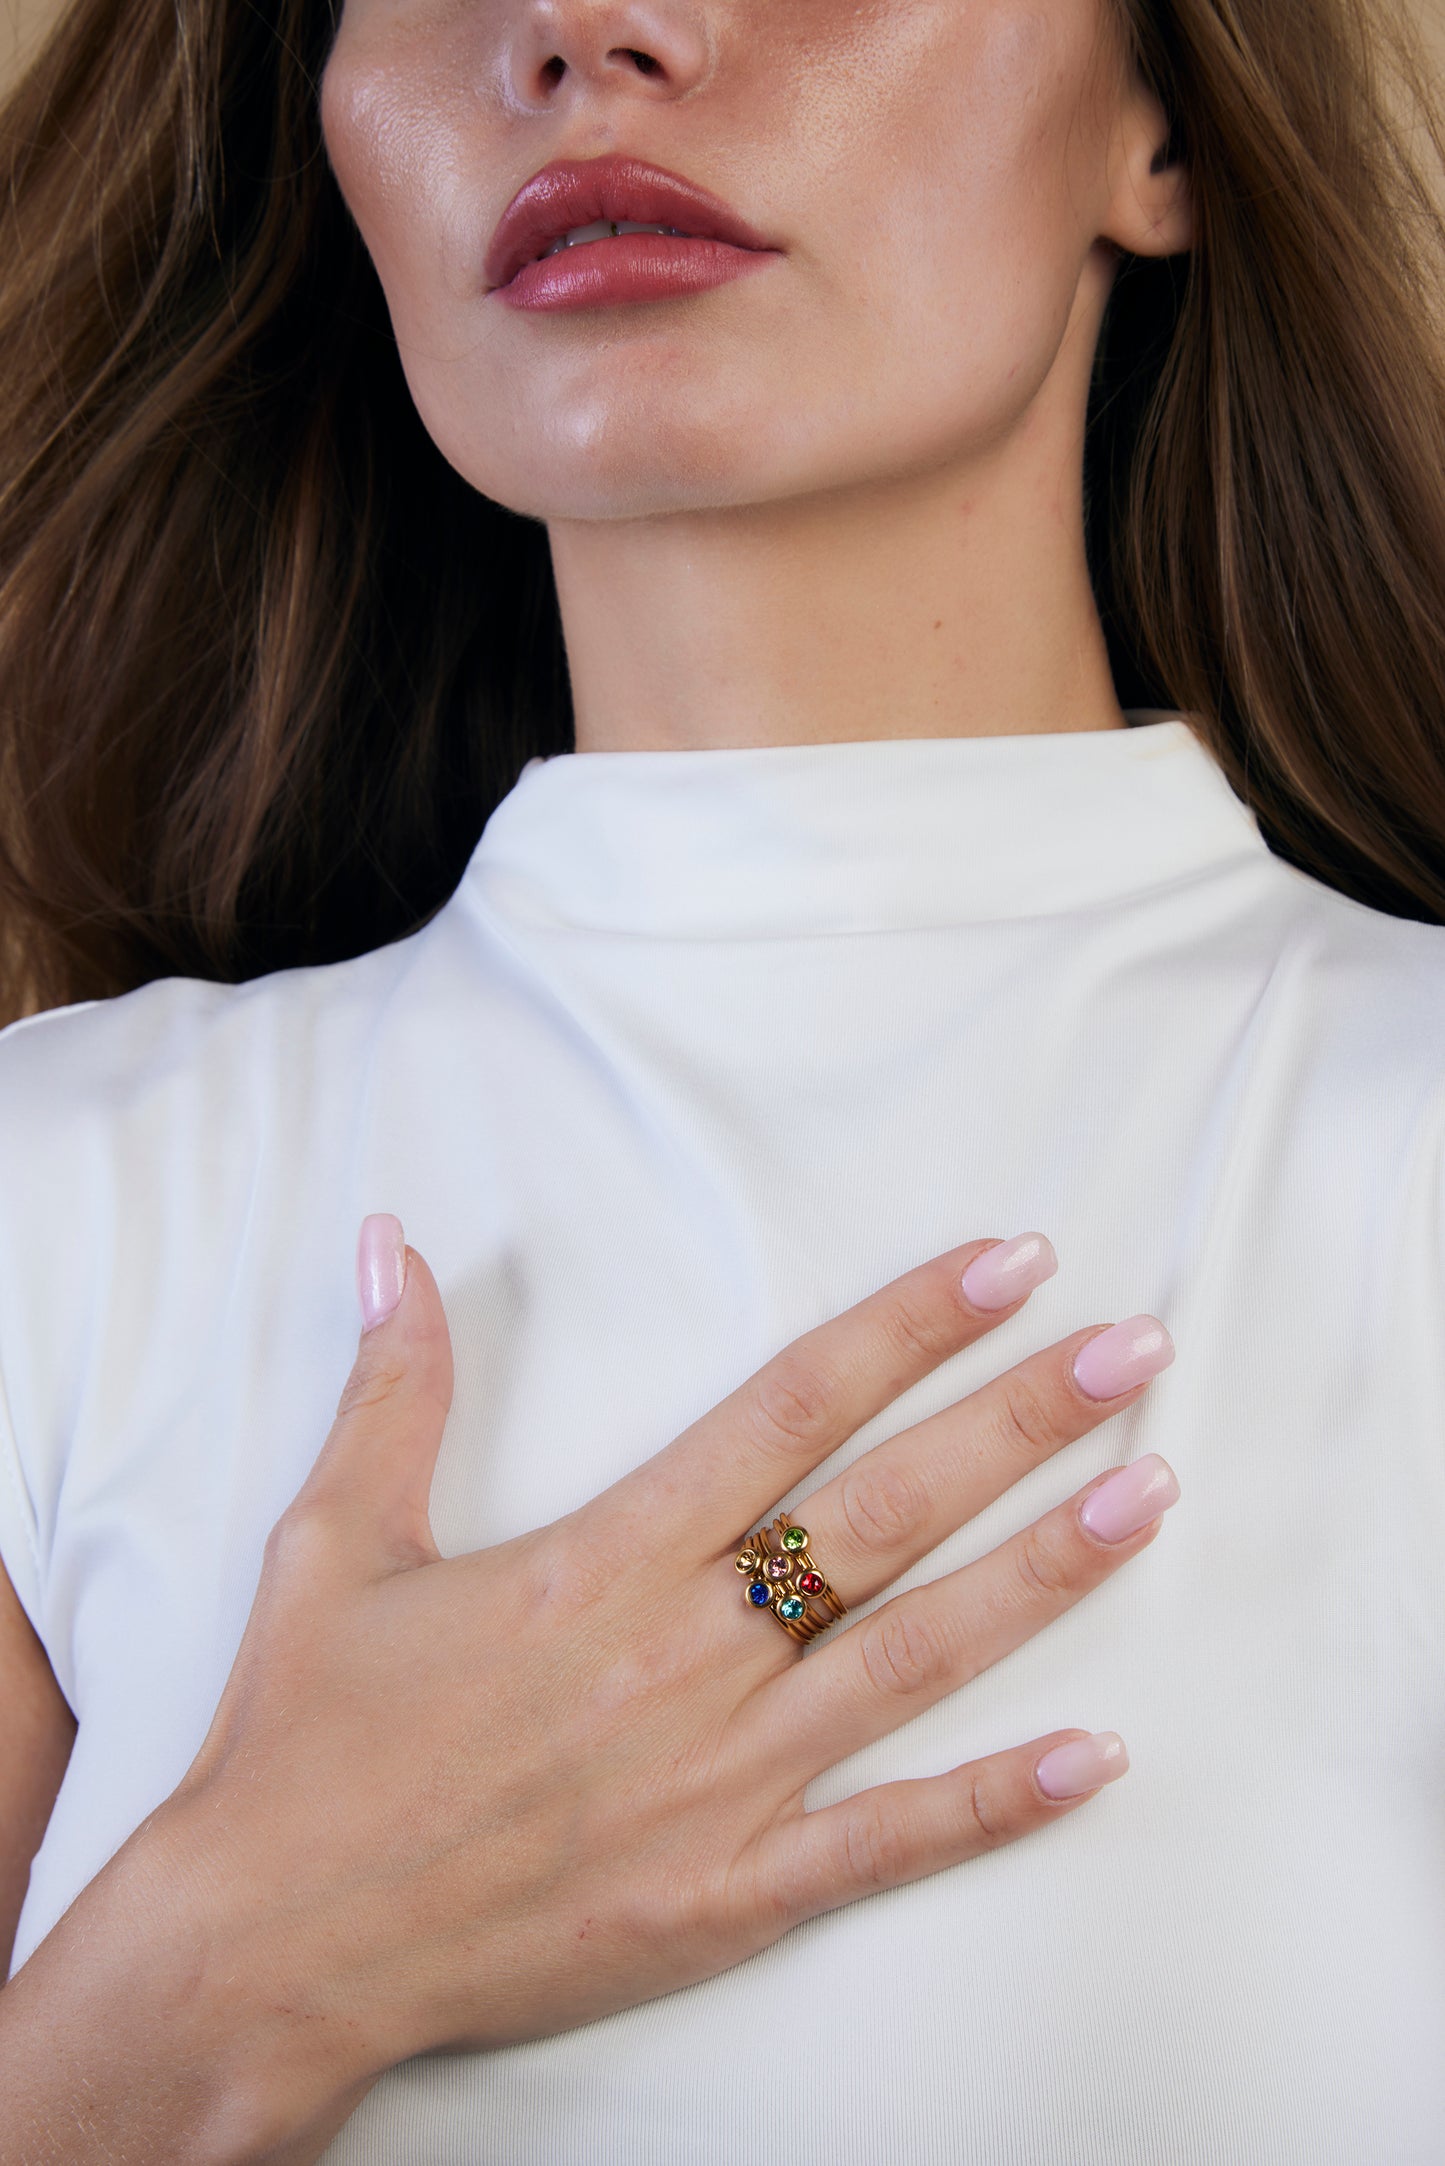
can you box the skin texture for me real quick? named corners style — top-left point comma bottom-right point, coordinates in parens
top-left (0, 6), bottom-right (1192, 2157)
top-left (319, 0), bottom-right (1192, 751)
top-left (1, 1234), bottom-right (1176, 2162)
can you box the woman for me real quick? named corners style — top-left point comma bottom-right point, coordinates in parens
top-left (0, 0), bottom-right (1442, 2158)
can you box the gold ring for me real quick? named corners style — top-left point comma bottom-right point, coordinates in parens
top-left (734, 1510), bottom-right (849, 1644)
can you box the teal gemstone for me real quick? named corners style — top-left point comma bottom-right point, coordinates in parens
top-left (781, 1525), bottom-right (808, 1553)
top-left (777, 1594), bottom-right (806, 1622)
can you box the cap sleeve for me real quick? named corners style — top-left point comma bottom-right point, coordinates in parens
top-left (0, 1337), bottom-right (43, 1634)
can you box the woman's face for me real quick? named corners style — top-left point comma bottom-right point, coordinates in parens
top-left (320, 1), bottom-right (1177, 523)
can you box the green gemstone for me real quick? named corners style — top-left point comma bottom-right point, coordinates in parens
top-left (781, 1525), bottom-right (808, 1552)
top-left (778, 1594), bottom-right (806, 1621)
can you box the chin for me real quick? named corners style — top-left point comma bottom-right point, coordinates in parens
top-left (449, 407), bottom-right (811, 524)
top-left (407, 324), bottom-right (841, 519)
top-left (483, 462), bottom-right (792, 524)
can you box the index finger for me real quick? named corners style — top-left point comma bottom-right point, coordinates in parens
top-left (612, 1232), bottom-right (1057, 1542)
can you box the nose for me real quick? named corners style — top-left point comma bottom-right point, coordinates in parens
top-left (502, 0), bottom-right (713, 111)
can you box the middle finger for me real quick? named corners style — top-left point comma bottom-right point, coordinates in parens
top-left (739, 1311), bottom-right (1176, 1615)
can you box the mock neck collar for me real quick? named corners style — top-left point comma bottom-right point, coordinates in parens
top-left (464, 716), bottom-right (1271, 939)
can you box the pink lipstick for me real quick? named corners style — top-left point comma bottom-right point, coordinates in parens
top-left (485, 154), bottom-right (782, 312)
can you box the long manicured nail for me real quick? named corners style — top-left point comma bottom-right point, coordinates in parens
top-left (357, 1213), bottom-right (406, 1330)
top-left (1034, 1731), bottom-right (1129, 1800)
top-left (1071, 1314), bottom-right (1174, 1400)
top-left (1079, 1452), bottom-right (1181, 1543)
top-left (960, 1232), bottom-right (1058, 1312)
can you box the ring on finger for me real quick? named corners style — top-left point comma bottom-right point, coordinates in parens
top-left (735, 1512), bottom-right (849, 1644)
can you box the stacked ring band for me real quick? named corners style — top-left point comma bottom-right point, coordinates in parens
top-left (734, 1511), bottom-right (848, 1644)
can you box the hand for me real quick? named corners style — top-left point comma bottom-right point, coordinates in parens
top-left (157, 1218), bottom-right (1177, 2117)
top-left (1, 1221), bottom-right (1179, 2163)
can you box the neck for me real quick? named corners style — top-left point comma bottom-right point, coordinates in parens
top-left (545, 339), bottom-right (1125, 756)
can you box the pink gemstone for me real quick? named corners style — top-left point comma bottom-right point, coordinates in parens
top-left (798, 1569), bottom-right (824, 1595)
top-left (765, 1555), bottom-right (791, 1581)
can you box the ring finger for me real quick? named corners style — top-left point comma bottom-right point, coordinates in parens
top-left (734, 1308), bottom-right (1175, 1622)
top-left (744, 1449), bottom-right (1181, 1778)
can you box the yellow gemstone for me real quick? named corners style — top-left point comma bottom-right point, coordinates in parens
top-left (735, 1548), bottom-right (760, 1573)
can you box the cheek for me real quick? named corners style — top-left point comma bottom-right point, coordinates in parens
top-left (320, 30), bottom-right (481, 323)
top-left (811, 7), bottom-right (1105, 429)
top-left (322, 26), bottom-right (571, 497)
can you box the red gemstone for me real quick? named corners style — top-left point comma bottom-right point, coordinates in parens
top-left (798, 1569), bottom-right (825, 1595)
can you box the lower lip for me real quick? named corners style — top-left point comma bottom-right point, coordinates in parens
top-left (494, 233), bottom-right (778, 312)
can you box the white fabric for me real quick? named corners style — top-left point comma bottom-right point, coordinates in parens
top-left (1, 716), bottom-right (1442, 2162)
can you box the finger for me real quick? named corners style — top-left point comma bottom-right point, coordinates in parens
top-left (778, 1314), bottom-right (1175, 1609)
top-left (287, 1215), bottom-right (455, 1571)
top-left (744, 1455), bottom-right (1180, 1779)
top-left (615, 1231), bottom-right (1059, 1541)
top-left (744, 1729), bottom-right (1129, 1928)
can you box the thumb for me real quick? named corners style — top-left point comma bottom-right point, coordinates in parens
top-left (301, 1213), bottom-right (455, 1568)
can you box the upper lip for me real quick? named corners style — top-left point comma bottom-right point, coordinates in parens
top-left (484, 155), bottom-right (777, 291)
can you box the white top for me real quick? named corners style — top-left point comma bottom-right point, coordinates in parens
top-left (1, 717), bottom-right (1443, 2163)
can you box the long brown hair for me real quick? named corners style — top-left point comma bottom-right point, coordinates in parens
top-left (0, 1), bottom-right (1442, 1027)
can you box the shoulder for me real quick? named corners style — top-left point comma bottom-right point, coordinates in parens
top-left (0, 932), bottom-right (415, 1122)
top-left (1254, 853), bottom-right (1445, 1056)
top-left (1218, 859), bottom-right (1445, 1245)
top-left (0, 886), bottom-right (491, 1164)
top-left (0, 904), bottom-right (463, 1356)
top-left (0, 911), bottom-right (473, 1621)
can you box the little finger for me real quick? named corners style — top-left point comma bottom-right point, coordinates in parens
top-left (740, 1727), bottom-right (1129, 1931)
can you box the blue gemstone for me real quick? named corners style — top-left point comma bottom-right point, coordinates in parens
top-left (747, 1581), bottom-right (771, 1606)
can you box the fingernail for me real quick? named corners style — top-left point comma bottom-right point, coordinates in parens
top-left (357, 1213), bottom-right (406, 1331)
top-left (960, 1232), bottom-right (1058, 1312)
top-left (1034, 1730), bottom-right (1129, 1800)
top-left (1071, 1314), bottom-right (1174, 1400)
top-left (1079, 1452), bottom-right (1181, 1543)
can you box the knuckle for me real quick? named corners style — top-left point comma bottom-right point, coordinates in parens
top-left (879, 1280), bottom-right (959, 1369)
top-left (683, 1859), bottom-right (739, 1952)
top-left (1012, 1521), bottom-right (1078, 1604)
top-left (842, 1794), bottom-right (911, 1891)
top-left (335, 1352), bottom-right (410, 1421)
top-left (748, 1351), bottom-right (836, 1455)
top-left (511, 1523), bottom-right (598, 1622)
top-left (859, 1601), bottom-right (953, 1701)
top-left (994, 1371), bottom-right (1066, 1461)
top-left (837, 1456), bottom-right (927, 1554)
top-left (622, 1855), bottom-right (711, 1956)
top-left (959, 1764), bottom-right (1011, 1849)
top-left (261, 1497), bottom-right (338, 1583)
top-left (720, 1843), bottom-right (786, 1940)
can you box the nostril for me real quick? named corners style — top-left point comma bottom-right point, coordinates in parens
top-left (540, 55), bottom-right (566, 87)
top-left (613, 48), bottom-right (661, 75)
